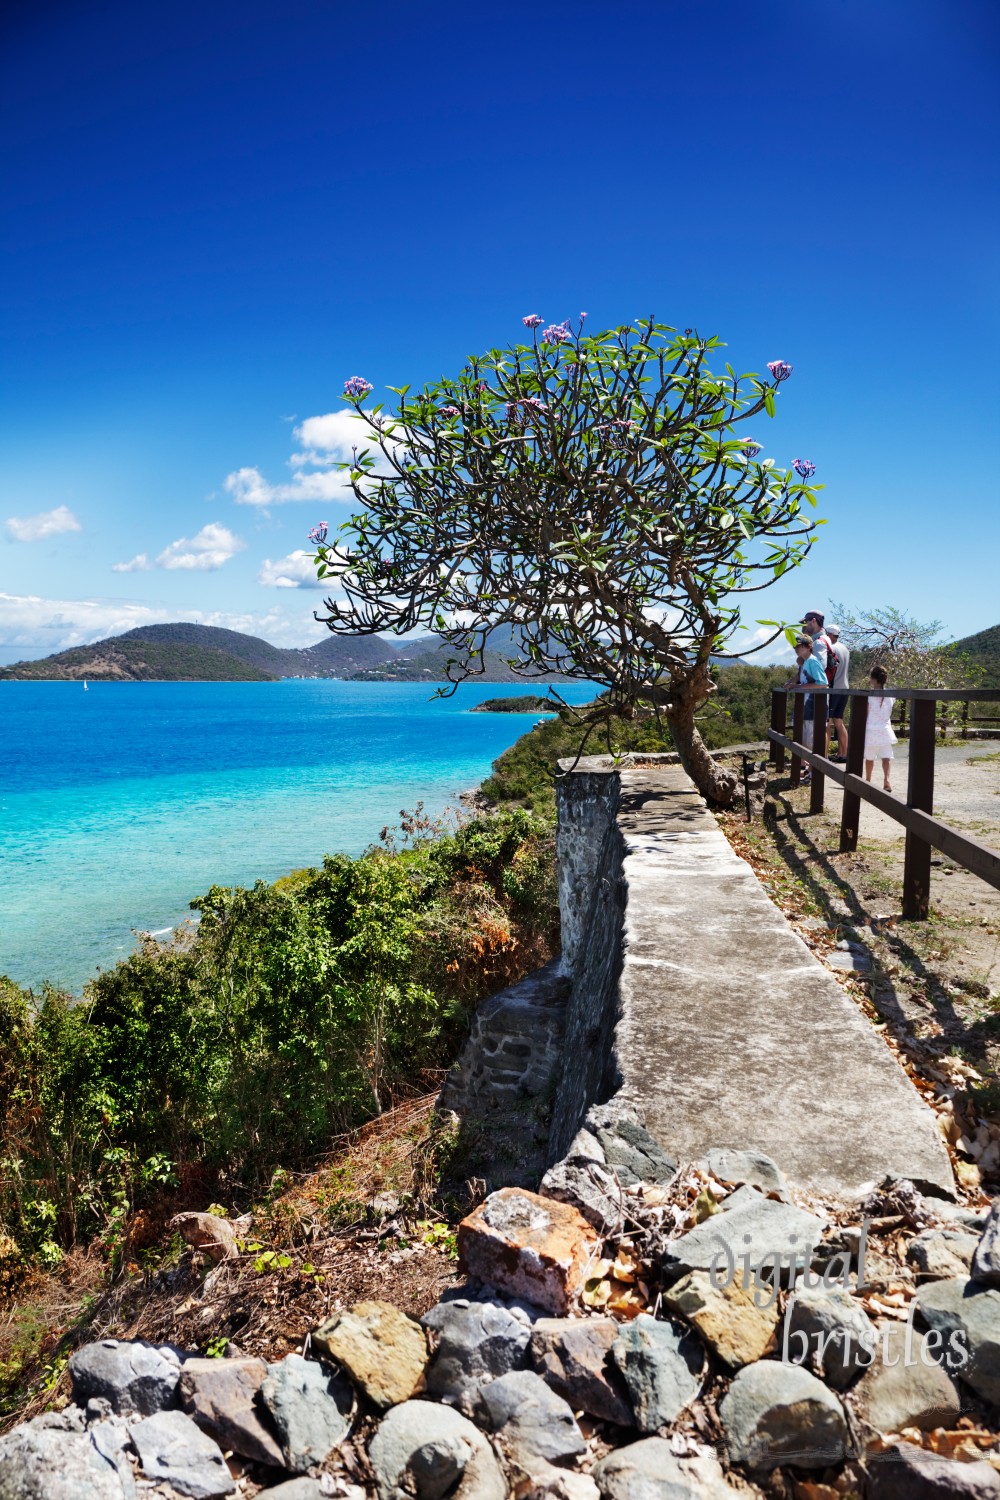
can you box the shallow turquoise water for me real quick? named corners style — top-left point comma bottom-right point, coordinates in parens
top-left (0, 679), bottom-right (591, 992)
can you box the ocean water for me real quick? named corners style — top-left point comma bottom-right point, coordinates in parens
top-left (0, 679), bottom-right (593, 993)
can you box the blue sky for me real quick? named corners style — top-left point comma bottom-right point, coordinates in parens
top-left (1, 0), bottom-right (997, 664)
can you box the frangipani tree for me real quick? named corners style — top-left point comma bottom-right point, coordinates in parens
top-left (310, 316), bottom-right (824, 804)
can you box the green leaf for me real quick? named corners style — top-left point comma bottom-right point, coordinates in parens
top-left (763, 390), bottom-right (776, 418)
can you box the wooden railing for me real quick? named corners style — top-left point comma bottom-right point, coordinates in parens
top-left (768, 688), bottom-right (1000, 920)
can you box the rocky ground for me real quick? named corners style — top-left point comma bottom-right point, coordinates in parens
top-left (3, 1110), bottom-right (1000, 1499)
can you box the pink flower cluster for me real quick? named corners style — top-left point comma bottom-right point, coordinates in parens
top-left (793, 458), bottom-right (817, 479)
top-left (440, 405), bottom-right (460, 417)
top-left (505, 396), bottom-right (547, 428)
top-left (542, 321), bottom-right (573, 345)
top-left (308, 522), bottom-right (328, 545)
top-left (344, 376), bottom-right (373, 399)
top-left (767, 360), bottom-right (793, 383)
top-left (522, 314), bottom-right (544, 329)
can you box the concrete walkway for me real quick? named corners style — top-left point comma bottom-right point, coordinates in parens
top-left (611, 766), bottom-right (955, 1200)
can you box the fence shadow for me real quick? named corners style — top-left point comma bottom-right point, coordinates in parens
top-left (763, 780), bottom-right (998, 1070)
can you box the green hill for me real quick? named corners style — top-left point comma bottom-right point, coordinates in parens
top-left (0, 635), bottom-right (276, 682)
top-left (952, 623), bottom-right (1000, 684)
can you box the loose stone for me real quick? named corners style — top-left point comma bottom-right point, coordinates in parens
top-left (458, 1188), bottom-right (600, 1315)
top-left (69, 1339), bottom-right (185, 1417)
top-left (719, 1359), bottom-right (848, 1473)
top-left (128, 1409), bottom-right (235, 1499)
top-left (422, 1298), bottom-right (531, 1414)
top-left (368, 1398), bottom-right (507, 1500)
top-left (908, 1229), bottom-right (980, 1280)
top-left (972, 1200), bottom-right (1000, 1288)
top-left (529, 1316), bottom-right (634, 1426)
top-left (702, 1147), bottom-right (788, 1201)
top-left (661, 1269), bottom-right (779, 1369)
top-left (477, 1368), bottom-right (586, 1466)
top-left (664, 1189), bottom-right (826, 1285)
top-left (0, 1412), bottom-right (126, 1500)
top-left (178, 1355), bottom-right (284, 1467)
top-left (312, 1301), bottom-right (428, 1410)
top-left (609, 1314), bottom-right (704, 1433)
top-left (784, 1285), bottom-right (877, 1388)
top-left (260, 1353), bottom-right (354, 1473)
top-left (852, 1322), bottom-right (961, 1434)
top-left (866, 1439), bottom-right (1000, 1498)
top-left (916, 1276), bottom-right (1000, 1405)
top-left (592, 1437), bottom-right (741, 1499)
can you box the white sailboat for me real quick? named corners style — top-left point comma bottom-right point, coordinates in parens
top-left (83, 680), bottom-right (89, 691)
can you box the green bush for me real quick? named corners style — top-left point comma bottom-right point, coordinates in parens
top-left (0, 809), bottom-right (557, 1262)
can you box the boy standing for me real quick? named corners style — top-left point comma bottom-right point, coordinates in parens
top-left (783, 636), bottom-right (828, 774)
top-left (826, 624), bottom-right (851, 761)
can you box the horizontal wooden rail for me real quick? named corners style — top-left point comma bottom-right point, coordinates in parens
top-left (769, 685), bottom-right (1000, 918)
top-left (767, 729), bottom-right (1000, 895)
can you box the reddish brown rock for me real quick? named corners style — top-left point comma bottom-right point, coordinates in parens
top-left (169, 1212), bottom-right (237, 1264)
top-left (457, 1188), bottom-right (600, 1315)
top-left (178, 1356), bottom-right (284, 1467)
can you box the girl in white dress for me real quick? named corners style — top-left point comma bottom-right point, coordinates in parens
top-left (864, 664), bottom-right (897, 793)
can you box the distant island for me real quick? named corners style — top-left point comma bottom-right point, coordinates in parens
top-left (472, 695), bottom-right (559, 713)
top-left (0, 622), bottom-right (572, 684)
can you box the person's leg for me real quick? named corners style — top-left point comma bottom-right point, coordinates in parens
top-left (865, 759), bottom-right (874, 781)
top-left (835, 717), bottom-right (848, 757)
top-left (882, 758), bottom-right (892, 792)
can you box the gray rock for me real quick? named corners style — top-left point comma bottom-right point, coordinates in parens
top-left (610, 1315), bottom-right (703, 1434)
top-left (423, 1299), bottom-right (531, 1414)
top-left (129, 1409), bottom-right (234, 1498)
top-left (477, 1369), bottom-right (585, 1465)
top-left (530, 1316), bottom-right (634, 1426)
top-left (828, 950), bottom-right (872, 972)
top-left (539, 1156), bottom-right (623, 1232)
top-left (917, 1277), bottom-right (1000, 1404)
top-left (665, 1189), bottom-right (826, 1286)
top-left (88, 1418), bottom-right (136, 1499)
top-left (259, 1484), bottom-right (329, 1500)
top-left (69, 1338), bottom-right (184, 1416)
top-left (593, 1120), bottom-right (676, 1187)
top-left (719, 1359), bottom-right (848, 1472)
top-left (784, 1285), bottom-right (877, 1388)
top-left (368, 1399), bottom-right (507, 1500)
top-left (933, 1203), bottom-right (990, 1233)
top-left (178, 1355), bottom-right (284, 1467)
top-left (0, 1413), bottom-right (126, 1500)
top-left (909, 1229), bottom-right (980, 1280)
top-left (260, 1353), bottom-right (354, 1474)
top-left (592, 1437), bottom-right (738, 1499)
top-left (972, 1200), bottom-right (1000, 1288)
top-left (703, 1147), bottom-right (788, 1200)
top-left (853, 1322), bottom-right (961, 1433)
top-left (867, 1439), bottom-right (1000, 1498)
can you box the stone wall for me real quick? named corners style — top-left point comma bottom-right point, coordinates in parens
top-left (439, 960), bottom-right (570, 1112)
top-left (548, 764), bottom-right (627, 1159)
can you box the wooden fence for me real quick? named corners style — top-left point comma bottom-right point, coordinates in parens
top-left (768, 688), bottom-right (1000, 921)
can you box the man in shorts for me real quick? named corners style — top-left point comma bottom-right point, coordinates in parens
top-left (826, 624), bottom-right (851, 761)
top-left (783, 636), bottom-right (827, 780)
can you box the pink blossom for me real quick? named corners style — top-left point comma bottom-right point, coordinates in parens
top-left (767, 361), bottom-right (793, 383)
top-left (542, 321), bottom-right (573, 345)
top-left (522, 314), bottom-right (543, 329)
top-left (344, 376), bottom-right (373, 399)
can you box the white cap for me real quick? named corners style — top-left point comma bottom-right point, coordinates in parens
top-left (827, 624), bottom-right (841, 637)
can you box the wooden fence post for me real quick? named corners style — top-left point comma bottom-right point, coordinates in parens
top-left (810, 692), bottom-right (828, 814)
top-left (839, 695), bottom-right (868, 852)
top-left (770, 691), bottom-right (787, 772)
top-left (902, 698), bottom-right (937, 920)
top-left (791, 693), bottom-right (805, 787)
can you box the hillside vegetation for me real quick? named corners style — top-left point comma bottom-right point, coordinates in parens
top-left (0, 622), bottom-right (569, 683)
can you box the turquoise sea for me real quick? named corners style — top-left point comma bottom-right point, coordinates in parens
top-left (0, 679), bottom-right (594, 993)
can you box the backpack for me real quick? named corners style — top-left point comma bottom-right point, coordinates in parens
top-left (817, 634), bottom-right (838, 687)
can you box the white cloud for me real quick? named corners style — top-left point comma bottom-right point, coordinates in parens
top-left (257, 549), bottom-right (331, 589)
top-left (225, 407), bottom-right (395, 507)
top-left (111, 553), bottom-right (151, 573)
top-left (5, 505), bottom-right (82, 542)
top-left (156, 522), bottom-right (246, 572)
top-left (0, 594), bottom-right (330, 657)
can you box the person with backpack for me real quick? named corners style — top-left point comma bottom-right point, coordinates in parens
top-left (783, 635), bottom-right (828, 782)
top-left (825, 624), bottom-right (851, 761)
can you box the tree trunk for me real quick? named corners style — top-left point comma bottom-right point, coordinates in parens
top-left (666, 695), bottom-right (738, 807)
